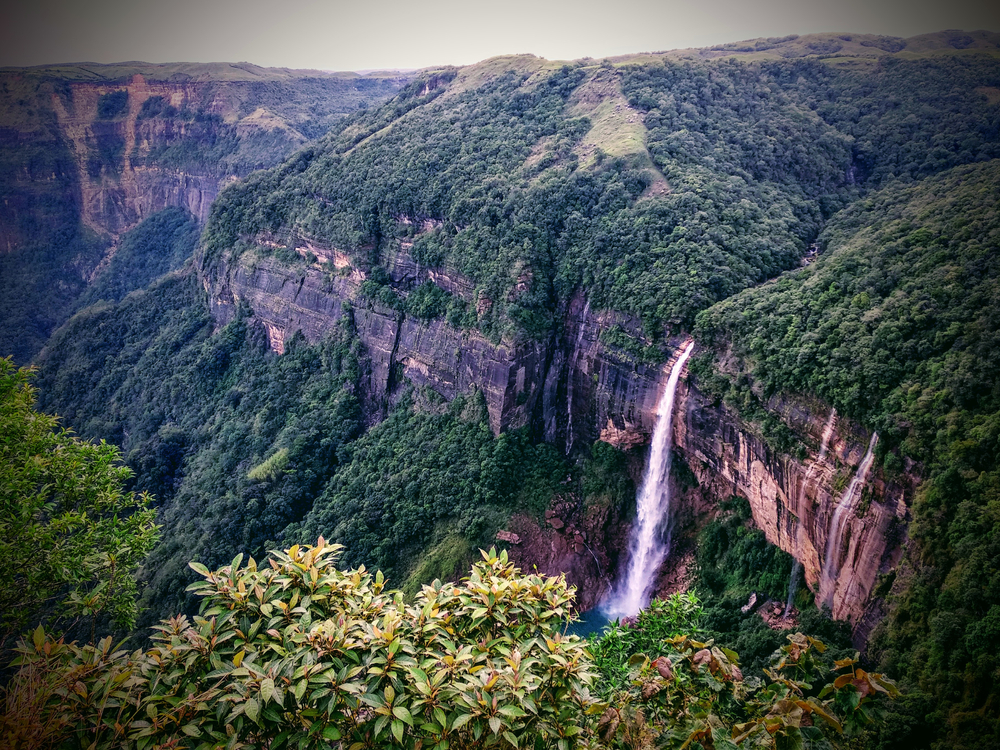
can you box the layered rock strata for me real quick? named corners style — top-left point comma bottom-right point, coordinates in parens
top-left (202, 239), bottom-right (914, 628)
top-left (673, 381), bottom-right (914, 626)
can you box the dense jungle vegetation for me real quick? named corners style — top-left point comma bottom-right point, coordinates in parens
top-left (3, 34), bottom-right (1000, 749)
top-left (693, 161), bottom-right (1000, 749)
top-left (201, 51), bottom-right (1000, 341)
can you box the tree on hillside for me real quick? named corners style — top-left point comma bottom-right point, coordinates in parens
top-left (0, 358), bottom-right (159, 652)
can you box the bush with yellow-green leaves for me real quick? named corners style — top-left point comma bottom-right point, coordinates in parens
top-left (1, 541), bottom-right (898, 750)
top-left (2, 542), bottom-right (595, 750)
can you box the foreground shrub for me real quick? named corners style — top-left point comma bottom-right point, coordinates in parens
top-left (2, 542), bottom-right (594, 750)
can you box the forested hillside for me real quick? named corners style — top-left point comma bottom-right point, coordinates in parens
top-left (4, 30), bottom-right (1000, 750)
top-left (694, 161), bottom-right (1000, 748)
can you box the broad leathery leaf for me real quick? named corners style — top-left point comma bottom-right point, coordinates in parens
top-left (393, 705), bottom-right (414, 725)
top-left (245, 697), bottom-right (260, 725)
top-left (805, 698), bottom-right (843, 732)
top-left (188, 562), bottom-right (210, 577)
top-left (32, 625), bottom-right (45, 652)
top-left (323, 725), bottom-right (342, 741)
top-left (451, 713), bottom-right (473, 730)
top-left (833, 673), bottom-right (854, 690)
top-left (261, 678), bottom-right (275, 704)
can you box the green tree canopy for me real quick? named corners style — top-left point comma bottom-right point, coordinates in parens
top-left (0, 358), bottom-right (159, 651)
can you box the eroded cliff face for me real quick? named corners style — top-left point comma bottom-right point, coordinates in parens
top-left (0, 66), bottom-right (408, 255)
top-left (202, 239), bottom-right (914, 627)
top-left (672, 380), bottom-right (914, 628)
top-left (205, 241), bottom-right (548, 433)
top-left (48, 75), bottom-right (259, 239)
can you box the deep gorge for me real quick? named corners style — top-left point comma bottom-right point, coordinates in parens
top-left (6, 33), bottom-right (1000, 747)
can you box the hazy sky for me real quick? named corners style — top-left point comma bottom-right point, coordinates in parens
top-left (2, 0), bottom-right (999, 71)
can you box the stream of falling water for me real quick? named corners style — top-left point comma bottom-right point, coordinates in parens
top-left (602, 340), bottom-right (695, 620)
top-left (565, 299), bottom-right (590, 454)
top-left (785, 408), bottom-right (837, 617)
top-left (818, 431), bottom-right (879, 609)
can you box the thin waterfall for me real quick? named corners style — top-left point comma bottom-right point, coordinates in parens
top-left (818, 432), bottom-right (878, 609)
top-left (784, 561), bottom-right (801, 618)
top-left (785, 408), bottom-right (836, 618)
top-left (602, 341), bottom-right (695, 620)
top-left (565, 299), bottom-right (590, 454)
top-left (816, 408), bottom-right (837, 463)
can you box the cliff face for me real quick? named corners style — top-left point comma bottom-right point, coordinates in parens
top-left (0, 64), bottom-right (408, 363)
top-left (0, 64), bottom-right (409, 252)
top-left (46, 75), bottom-right (223, 237)
top-left (673, 382), bottom-right (913, 626)
top-left (205, 242), bottom-right (548, 433)
top-left (203, 235), bottom-right (915, 628)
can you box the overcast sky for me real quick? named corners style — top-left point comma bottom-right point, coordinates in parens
top-left (2, 0), bottom-right (998, 72)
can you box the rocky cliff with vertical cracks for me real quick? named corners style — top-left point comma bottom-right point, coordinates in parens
top-left (0, 64), bottom-right (406, 252)
top-left (672, 380), bottom-right (915, 631)
top-left (46, 75), bottom-right (225, 236)
top-left (201, 236), bottom-right (916, 630)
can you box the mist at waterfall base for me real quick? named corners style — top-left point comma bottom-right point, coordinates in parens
top-left (600, 341), bottom-right (696, 621)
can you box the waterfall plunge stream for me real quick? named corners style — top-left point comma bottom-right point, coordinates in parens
top-left (603, 341), bottom-right (695, 620)
top-left (818, 431), bottom-right (878, 609)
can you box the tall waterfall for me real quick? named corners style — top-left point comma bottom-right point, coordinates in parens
top-left (818, 431), bottom-right (878, 609)
top-left (565, 299), bottom-right (590, 454)
top-left (603, 341), bottom-right (695, 620)
top-left (785, 408), bottom-right (837, 617)
top-left (784, 561), bottom-right (801, 618)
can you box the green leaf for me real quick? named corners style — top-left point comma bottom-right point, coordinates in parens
top-left (393, 705), bottom-right (414, 725)
top-left (31, 625), bottom-right (45, 652)
top-left (391, 719), bottom-right (405, 743)
top-left (245, 697), bottom-right (260, 725)
top-left (188, 562), bottom-right (210, 576)
top-left (261, 677), bottom-right (275, 704)
top-left (323, 725), bottom-right (342, 741)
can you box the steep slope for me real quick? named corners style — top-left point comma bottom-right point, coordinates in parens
top-left (21, 37), bottom-right (1000, 745)
top-left (0, 62), bottom-right (408, 362)
top-left (692, 161), bottom-right (1000, 748)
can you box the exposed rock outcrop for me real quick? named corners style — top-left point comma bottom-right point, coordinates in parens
top-left (201, 237), bottom-right (915, 630)
top-left (205, 244), bottom-right (547, 433)
top-left (673, 380), bottom-right (915, 628)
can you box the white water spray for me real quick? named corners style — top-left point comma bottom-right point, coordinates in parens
top-left (603, 341), bottom-right (695, 619)
top-left (784, 561), bottom-right (801, 618)
top-left (818, 431), bottom-right (878, 609)
top-left (784, 408), bottom-right (837, 617)
top-left (565, 299), bottom-right (590, 454)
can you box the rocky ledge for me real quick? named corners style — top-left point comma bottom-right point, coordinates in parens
top-left (201, 238), bottom-right (916, 632)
